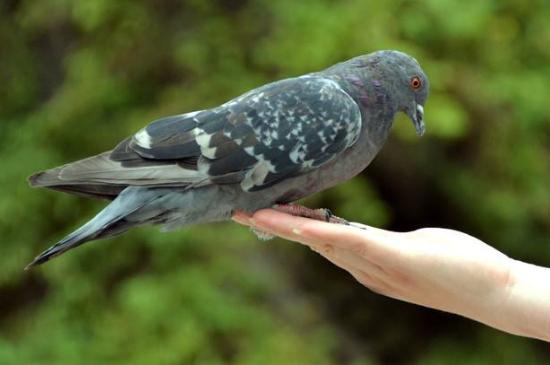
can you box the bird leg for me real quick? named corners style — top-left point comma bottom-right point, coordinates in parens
top-left (273, 204), bottom-right (349, 225)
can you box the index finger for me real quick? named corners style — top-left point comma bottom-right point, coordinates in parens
top-left (241, 209), bottom-right (402, 258)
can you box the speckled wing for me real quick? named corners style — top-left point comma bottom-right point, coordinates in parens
top-left (113, 76), bottom-right (362, 192)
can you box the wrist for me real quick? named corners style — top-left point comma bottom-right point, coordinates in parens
top-left (485, 259), bottom-right (550, 341)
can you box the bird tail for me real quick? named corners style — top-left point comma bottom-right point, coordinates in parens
top-left (25, 187), bottom-right (160, 270)
top-left (25, 218), bottom-right (113, 270)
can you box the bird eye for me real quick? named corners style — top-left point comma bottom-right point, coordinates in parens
top-left (410, 76), bottom-right (422, 90)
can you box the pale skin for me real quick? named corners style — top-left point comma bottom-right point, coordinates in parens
top-left (232, 209), bottom-right (550, 342)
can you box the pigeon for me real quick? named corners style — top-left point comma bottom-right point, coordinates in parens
top-left (26, 50), bottom-right (429, 269)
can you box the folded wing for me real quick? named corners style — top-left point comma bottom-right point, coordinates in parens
top-left (29, 76), bottom-right (362, 198)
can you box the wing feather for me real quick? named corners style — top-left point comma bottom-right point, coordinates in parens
top-left (31, 77), bottom-right (362, 198)
top-left (125, 76), bottom-right (362, 191)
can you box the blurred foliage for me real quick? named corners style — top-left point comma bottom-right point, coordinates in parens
top-left (1, 0), bottom-right (549, 364)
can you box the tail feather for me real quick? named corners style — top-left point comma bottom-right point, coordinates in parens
top-left (25, 187), bottom-right (160, 270)
top-left (25, 225), bottom-right (97, 270)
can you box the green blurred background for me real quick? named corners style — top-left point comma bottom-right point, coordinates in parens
top-left (1, 0), bottom-right (549, 363)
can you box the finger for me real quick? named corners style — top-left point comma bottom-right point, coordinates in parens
top-left (233, 209), bottom-right (318, 249)
top-left (237, 209), bottom-right (409, 272)
top-left (249, 208), bottom-right (363, 246)
top-left (329, 244), bottom-right (387, 278)
top-left (305, 237), bottom-right (402, 298)
top-left (232, 210), bottom-right (252, 225)
top-left (245, 209), bottom-right (329, 247)
top-left (307, 245), bottom-right (388, 290)
top-left (250, 209), bottom-right (406, 264)
top-left (247, 212), bottom-right (396, 288)
top-left (316, 242), bottom-right (411, 298)
top-left (245, 210), bottom-right (406, 297)
top-left (348, 269), bottom-right (388, 295)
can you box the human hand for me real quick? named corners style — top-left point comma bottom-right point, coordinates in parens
top-left (232, 209), bottom-right (550, 342)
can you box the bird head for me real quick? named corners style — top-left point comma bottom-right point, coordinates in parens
top-left (338, 50), bottom-right (430, 136)
top-left (371, 50), bottom-right (429, 136)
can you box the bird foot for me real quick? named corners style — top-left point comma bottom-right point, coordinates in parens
top-left (273, 204), bottom-right (349, 225)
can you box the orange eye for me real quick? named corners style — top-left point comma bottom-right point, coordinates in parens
top-left (410, 76), bottom-right (422, 90)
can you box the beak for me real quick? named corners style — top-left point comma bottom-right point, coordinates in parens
top-left (407, 103), bottom-right (425, 136)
